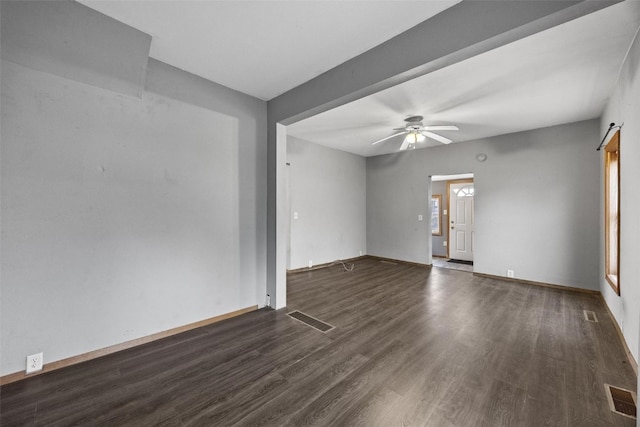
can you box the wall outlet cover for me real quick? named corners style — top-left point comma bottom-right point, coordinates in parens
top-left (443, 241), bottom-right (447, 247)
top-left (507, 269), bottom-right (515, 278)
top-left (26, 352), bottom-right (43, 374)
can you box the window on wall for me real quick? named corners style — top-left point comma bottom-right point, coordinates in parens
top-left (604, 130), bottom-right (620, 295)
top-left (431, 195), bottom-right (442, 236)
top-left (454, 185), bottom-right (475, 197)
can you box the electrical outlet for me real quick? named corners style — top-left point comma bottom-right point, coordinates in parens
top-left (26, 352), bottom-right (43, 374)
top-left (443, 241), bottom-right (447, 247)
top-left (359, 251), bottom-right (363, 256)
top-left (308, 260), bottom-right (313, 268)
top-left (418, 214), bottom-right (423, 221)
top-left (507, 269), bottom-right (514, 278)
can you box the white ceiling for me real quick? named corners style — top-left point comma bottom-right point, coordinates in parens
top-left (79, 1), bottom-right (640, 157)
top-left (288, 0), bottom-right (640, 156)
top-left (79, 0), bottom-right (460, 101)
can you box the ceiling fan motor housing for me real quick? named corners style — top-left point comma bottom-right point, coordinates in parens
top-left (405, 115), bottom-right (424, 131)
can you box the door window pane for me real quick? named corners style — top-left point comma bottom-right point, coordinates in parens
top-left (431, 195), bottom-right (442, 236)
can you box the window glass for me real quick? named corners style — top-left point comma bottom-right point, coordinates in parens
top-left (604, 131), bottom-right (620, 295)
top-left (431, 195), bottom-right (442, 236)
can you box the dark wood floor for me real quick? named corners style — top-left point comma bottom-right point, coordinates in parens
top-left (1, 258), bottom-right (636, 426)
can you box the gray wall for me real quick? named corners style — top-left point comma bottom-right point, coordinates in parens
top-left (368, 120), bottom-right (600, 290)
top-left (600, 27), bottom-right (640, 364)
top-left (287, 138), bottom-right (366, 269)
top-left (0, 3), bottom-right (267, 376)
top-left (431, 181), bottom-right (448, 257)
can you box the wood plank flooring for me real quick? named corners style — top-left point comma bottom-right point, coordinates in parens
top-left (1, 258), bottom-right (636, 426)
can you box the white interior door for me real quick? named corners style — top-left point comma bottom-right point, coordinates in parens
top-left (449, 181), bottom-right (474, 261)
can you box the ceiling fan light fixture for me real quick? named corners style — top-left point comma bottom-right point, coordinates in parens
top-left (371, 116), bottom-right (459, 151)
top-left (404, 132), bottom-right (425, 144)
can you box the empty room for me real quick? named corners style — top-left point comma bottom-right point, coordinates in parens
top-left (1, 1), bottom-right (640, 425)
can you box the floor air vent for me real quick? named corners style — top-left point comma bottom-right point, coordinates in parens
top-left (288, 311), bottom-right (335, 333)
top-left (605, 384), bottom-right (637, 419)
top-left (583, 310), bottom-right (599, 322)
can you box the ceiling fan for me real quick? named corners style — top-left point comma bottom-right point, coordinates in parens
top-left (371, 115), bottom-right (459, 151)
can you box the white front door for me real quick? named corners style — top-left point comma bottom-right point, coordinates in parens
top-left (449, 181), bottom-right (474, 261)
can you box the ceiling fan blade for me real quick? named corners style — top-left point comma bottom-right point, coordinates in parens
top-left (422, 125), bottom-right (459, 131)
top-left (371, 131), bottom-right (406, 145)
top-left (399, 138), bottom-right (411, 151)
top-left (422, 131), bottom-right (452, 144)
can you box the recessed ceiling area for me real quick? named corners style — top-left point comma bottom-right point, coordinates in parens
top-left (79, 0), bottom-right (460, 101)
top-left (287, 0), bottom-right (640, 157)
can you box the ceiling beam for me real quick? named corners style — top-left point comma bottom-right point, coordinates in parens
top-left (1, 1), bottom-right (151, 98)
top-left (268, 0), bottom-right (622, 126)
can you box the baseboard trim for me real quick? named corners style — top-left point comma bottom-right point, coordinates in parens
top-left (366, 255), bottom-right (431, 269)
top-left (473, 272), bottom-right (601, 295)
top-left (287, 256), bottom-right (364, 273)
top-left (0, 305), bottom-right (258, 386)
top-left (599, 295), bottom-right (638, 376)
top-left (287, 255), bottom-right (431, 274)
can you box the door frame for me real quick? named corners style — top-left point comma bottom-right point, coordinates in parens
top-left (446, 178), bottom-right (474, 259)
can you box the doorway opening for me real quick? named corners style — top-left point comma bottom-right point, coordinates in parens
top-left (431, 174), bottom-right (474, 272)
